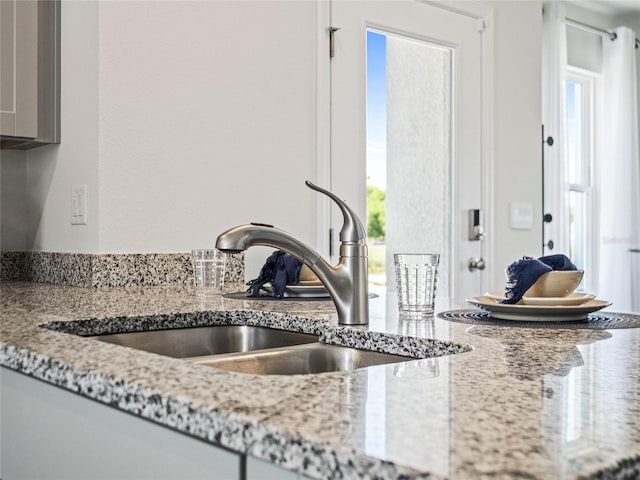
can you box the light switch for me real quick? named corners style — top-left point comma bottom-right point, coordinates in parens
top-left (510, 202), bottom-right (532, 230)
top-left (71, 185), bottom-right (87, 225)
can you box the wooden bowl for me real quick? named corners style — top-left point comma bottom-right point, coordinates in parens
top-left (524, 270), bottom-right (584, 298)
top-left (299, 264), bottom-right (322, 286)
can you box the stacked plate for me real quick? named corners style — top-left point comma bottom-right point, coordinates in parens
top-left (262, 281), bottom-right (330, 298)
top-left (466, 292), bottom-right (611, 321)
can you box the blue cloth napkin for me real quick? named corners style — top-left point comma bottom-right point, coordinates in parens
top-left (247, 250), bottom-right (303, 298)
top-left (501, 254), bottom-right (577, 304)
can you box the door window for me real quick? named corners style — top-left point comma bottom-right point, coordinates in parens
top-left (366, 29), bottom-right (453, 297)
top-left (564, 72), bottom-right (595, 290)
top-left (329, 1), bottom-right (486, 303)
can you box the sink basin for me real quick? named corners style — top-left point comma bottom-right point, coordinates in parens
top-left (189, 342), bottom-right (412, 375)
top-left (92, 325), bottom-right (414, 375)
top-left (92, 325), bottom-right (319, 358)
top-left (47, 311), bottom-right (469, 376)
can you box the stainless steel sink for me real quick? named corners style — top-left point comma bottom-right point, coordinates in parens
top-left (188, 342), bottom-right (412, 375)
top-left (92, 325), bottom-right (319, 358)
top-left (91, 324), bottom-right (419, 375)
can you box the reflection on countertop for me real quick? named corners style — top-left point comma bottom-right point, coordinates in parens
top-left (466, 325), bottom-right (612, 380)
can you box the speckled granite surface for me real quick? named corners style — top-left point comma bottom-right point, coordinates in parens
top-left (0, 251), bottom-right (244, 287)
top-left (1, 281), bottom-right (639, 479)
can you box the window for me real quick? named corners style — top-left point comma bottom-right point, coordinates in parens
top-left (564, 70), bottom-right (596, 290)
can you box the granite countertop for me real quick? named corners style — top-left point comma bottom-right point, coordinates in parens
top-left (1, 281), bottom-right (639, 479)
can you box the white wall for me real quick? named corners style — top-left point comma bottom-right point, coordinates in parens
top-left (96, 1), bottom-right (318, 270)
top-left (6, 0), bottom-right (630, 289)
top-left (13, 0), bottom-right (318, 277)
top-left (3, 0), bottom-right (543, 286)
top-left (23, 0), bottom-right (100, 253)
top-left (0, 150), bottom-right (28, 251)
top-left (488, 0), bottom-right (543, 289)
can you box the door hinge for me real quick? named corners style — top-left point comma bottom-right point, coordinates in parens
top-left (476, 19), bottom-right (486, 33)
top-left (328, 26), bottom-right (340, 58)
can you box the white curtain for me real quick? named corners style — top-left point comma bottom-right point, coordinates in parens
top-left (597, 26), bottom-right (640, 313)
top-left (542, 1), bottom-right (568, 257)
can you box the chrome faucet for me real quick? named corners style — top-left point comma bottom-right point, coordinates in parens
top-left (215, 181), bottom-right (369, 326)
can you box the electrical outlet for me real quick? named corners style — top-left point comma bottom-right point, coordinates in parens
top-left (71, 185), bottom-right (87, 225)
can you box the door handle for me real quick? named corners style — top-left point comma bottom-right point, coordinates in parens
top-left (468, 257), bottom-right (486, 272)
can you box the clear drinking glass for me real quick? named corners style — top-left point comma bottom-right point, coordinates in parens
top-left (394, 253), bottom-right (440, 312)
top-left (191, 249), bottom-right (225, 296)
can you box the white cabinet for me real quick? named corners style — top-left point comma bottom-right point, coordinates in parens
top-left (0, 0), bottom-right (59, 148)
top-left (246, 456), bottom-right (299, 480)
top-left (0, 0), bottom-right (37, 139)
top-left (0, 368), bottom-right (241, 479)
top-left (0, 367), bottom-right (317, 479)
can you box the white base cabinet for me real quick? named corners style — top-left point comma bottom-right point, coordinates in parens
top-left (0, 367), bottom-right (311, 480)
top-left (1, 367), bottom-right (240, 479)
top-left (246, 456), bottom-right (299, 480)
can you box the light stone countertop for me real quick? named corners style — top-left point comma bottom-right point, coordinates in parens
top-left (1, 281), bottom-right (639, 479)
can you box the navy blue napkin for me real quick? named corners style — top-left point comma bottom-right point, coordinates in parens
top-left (247, 250), bottom-right (303, 298)
top-left (501, 254), bottom-right (577, 304)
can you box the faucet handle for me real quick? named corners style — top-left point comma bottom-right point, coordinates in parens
top-left (305, 180), bottom-right (366, 243)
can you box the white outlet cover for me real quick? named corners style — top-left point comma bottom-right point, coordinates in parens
top-left (71, 184), bottom-right (87, 225)
top-left (510, 202), bottom-right (533, 230)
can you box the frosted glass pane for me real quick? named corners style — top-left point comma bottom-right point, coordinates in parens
top-left (566, 80), bottom-right (585, 185)
top-left (385, 35), bottom-right (452, 297)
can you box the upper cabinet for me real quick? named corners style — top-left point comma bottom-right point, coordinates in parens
top-left (0, 0), bottom-right (60, 149)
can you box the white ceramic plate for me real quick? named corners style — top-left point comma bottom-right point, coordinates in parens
top-left (263, 283), bottom-right (330, 298)
top-left (522, 293), bottom-right (596, 306)
top-left (483, 291), bottom-right (507, 301)
top-left (466, 295), bottom-right (611, 321)
top-left (482, 291), bottom-right (596, 306)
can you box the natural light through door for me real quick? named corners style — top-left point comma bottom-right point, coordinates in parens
top-left (329, 0), bottom-right (486, 305)
top-left (366, 30), bottom-right (453, 299)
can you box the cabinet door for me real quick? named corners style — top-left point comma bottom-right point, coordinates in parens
top-left (246, 456), bottom-right (299, 480)
top-left (0, 0), bottom-right (38, 138)
top-left (1, 368), bottom-right (242, 479)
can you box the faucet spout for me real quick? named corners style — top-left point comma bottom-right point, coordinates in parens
top-left (216, 222), bottom-right (323, 265)
top-left (215, 182), bottom-right (369, 326)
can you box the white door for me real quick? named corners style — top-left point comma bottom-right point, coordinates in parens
top-left (327, 0), bottom-right (489, 304)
